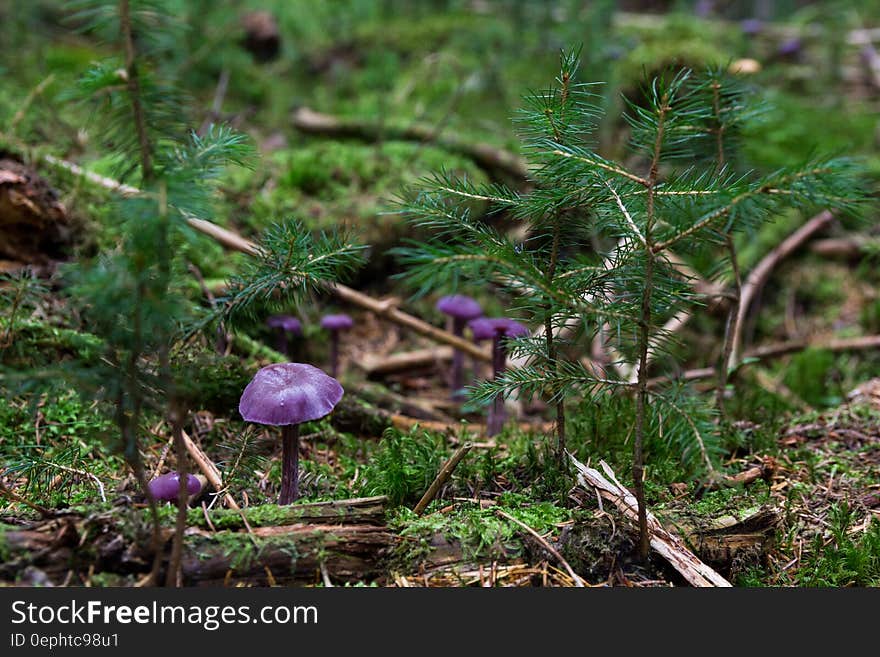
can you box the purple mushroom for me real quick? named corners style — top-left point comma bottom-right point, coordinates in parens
top-left (436, 295), bottom-right (483, 400)
top-left (266, 315), bottom-right (302, 358)
top-left (239, 363), bottom-right (343, 504)
top-left (777, 38), bottom-right (802, 59)
top-left (148, 471), bottom-right (202, 502)
top-left (469, 317), bottom-right (529, 436)
top-left (320, 313), bottom-right (353, 378)
top-left (740, 18), bottom-right (764, 36)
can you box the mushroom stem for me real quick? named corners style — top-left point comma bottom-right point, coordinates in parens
top-left (275, 329), bottom-right (288, 358)
top-left (450, 317), bottom-right (466, 400)
top-left (279, 424), bottom-right (300, 504)
top-left (329, 331), bottom-right (340, 378)
top-left (487, 332), bottom-right (507, 436)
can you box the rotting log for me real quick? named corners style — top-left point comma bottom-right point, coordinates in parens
top-left (358, 345), bottom-right (454, 377)
top-left (180, 523), bottom-right (395, 586)
top-left (664, 506), bottom-right (781, 572)
top-left (0, 496), bottom-right (394, 586)
top-left (190, 496), bottom-right (389, 530)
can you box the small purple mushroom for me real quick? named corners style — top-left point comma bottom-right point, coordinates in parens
top-left (320, 313), bottom-right (353, 378)
top-left (436, 295), bottom-right (483, 400)
top-left (777, 38), bottom-right (802, 59)
top-left (740, 18), bottom-right (764, 36)
top-left (266, 315), bottom-right (302, 358)
top-left (239, 363), bottom-right (343, 504)
top-left (148, 471), bottom-right (202, 502)
top-left (469, 317), bottom-right (529, 436)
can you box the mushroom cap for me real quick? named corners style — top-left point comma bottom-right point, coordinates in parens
top-left (468, 317), bottom-right (530, 341)
top-left (740, 18), bottom-right (763, 35)
top-left (320, 313), bottom-right (354, 331)
top-left (148, 472), bottom-right (202, 501)
top-left (777, 38), bottom-right (802, 56)
top-left (436, 294), bottom-right (482, 320)
top-left (267, 315), bottom-right (302, 334)
top-left (239, 363), bottom-right (343, 426)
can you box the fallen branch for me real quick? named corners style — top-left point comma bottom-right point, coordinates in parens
top-left (181, 428), bottom-right (240, 511)
top-left (810, 235), bottom-right (880, 259)
top-left (413, 443), bottom-right (472, 515)
top-left (389, 415), bottom-right (554, 436)
top-left (0, 479), bottom-right (51, 516)
top-left (359, 345), bottom-right (453, 376)
top-left (728, 210), bottom-right (835, 368)
top-left (647, 333), bottom-right (880, 389)
top-left (569, 454), bottom-right (731, 587)
top-left (292, 106), bottom-right (529, 184)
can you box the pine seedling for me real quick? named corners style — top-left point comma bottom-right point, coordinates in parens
top-left (396, 50), bottom-right (862, 559)
top-left (58, 0), bottom-right (255, 585)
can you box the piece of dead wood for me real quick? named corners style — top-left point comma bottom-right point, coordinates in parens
top-left (0, 479), bottom-right (51, 516)
top-left (41, 155), bottom-right (493, 364)
top-left (181, 523), bottom-right (394, 585)
top-left (647, 334), bottom-right (880, 389)
top-left (810, 235), bottom-right (880, 259)
top-left (0, 503), bottom-right (394, 586)
top-left (569, 454), bottom-right (732, 587)
top-left (292, 106), bottom-right (529, 184)
top-left (359, 345), bottom-right (454, 376)
top-left (728, 210), bottom-right (835, 368)
top-left (390, 414), bottom-right (554, 436)
top-left (191, 495), bottom-right (389, 530)
top-left (414, 443), bottom-right (472, 515)
top-left (349, 382), bottom-right (455, 423)
top-left (181, 428), bottom-right (241, 511)
top-left (0, 157), bottom-right (72, 265)
top-left (241, 11), bottom-right (281, 63)
top-left (669, 505), bottom-right (781, 569)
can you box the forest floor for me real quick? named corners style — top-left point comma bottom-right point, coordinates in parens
top-left (2, 3), bottom-right (880, 586)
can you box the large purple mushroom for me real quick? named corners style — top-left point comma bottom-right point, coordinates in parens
top-left (320, 313), bottom-right (353, 378)
top-left (148, 471), bottom-right (202, 502)
top-left (266, 315), bottom-right (302, 358)
top-left (468, 317), bottom-right (529, 436)
top-left (436, 295), bottom-right (483, 400)
top-left (239, 363), bottom-right (343, 504)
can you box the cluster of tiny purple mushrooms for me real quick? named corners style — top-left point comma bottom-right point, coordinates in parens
top-left (266, 313), bottom-right (354, 378)
top-left (149, 298), bottom-right (527, 507)
top-left (435, 294), bottom-right (528, 436)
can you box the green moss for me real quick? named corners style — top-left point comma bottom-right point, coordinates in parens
top-left (743, 89), bottom-right (880, 181)
top-left (359, 427), bottom-right (448, 507)
top-left (186, 530), bottom-right (302, 572)
top-left (0, 321), bottom-right (104, 370)
top-left (172, 349), bottom-right (256, 416)
top-left (222, 140), bottom-right (487, 258)
top-left (614, 15), bottom-right (733, 85)
top-left (795, 507), bottom-right (880, 586)
top-left (391, 496), bottom-right (574, 567)
top-left (685, 487), bottom-right (771, 518)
